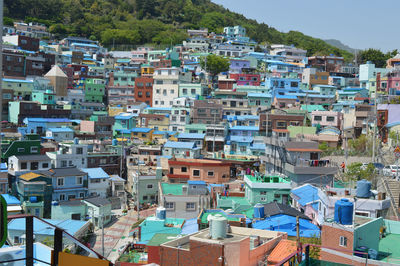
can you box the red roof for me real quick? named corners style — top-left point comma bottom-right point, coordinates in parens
top-left (167, 174), bottom-right (190, 179)
top-left (268, 239), bottom-right (298, 265)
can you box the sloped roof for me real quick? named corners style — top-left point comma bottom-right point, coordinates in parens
top-left (80, 168), bottom-right (109, 179)
top-left (19, 172), bottom-right (43, 181)
top-left (291, 184), bottom-right (319, 207)
top-left (267, 240), bottom-right (297, 265)
top-left (263, 202), bottom-right (310, 220)
top-left (84, 197), bottom-right (111, 207)
top-left (44, 65), bottom-right (67, 78)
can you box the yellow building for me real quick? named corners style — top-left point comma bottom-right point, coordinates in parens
top-left (141, 64), bottom-right (154, 76)
top-left (131, 128), bottom-right (154, 142)
top-left (108, 106), bottom-right (126, 117)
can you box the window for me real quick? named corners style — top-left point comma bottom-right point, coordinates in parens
top-left (339, 236), bottom-right (347, 247)
top-left (77, 176), bottom-right (83, 185)
top-left (31, 162), bottom-right (38, 170)
top-left (181, 167), bottom-right (187, 172)
top-left (208, 171), bottom-right (214, 176)
top-left (182, 89), bottom-right (187, 94)
top-left (69, 160), bottom-right (73, 166)
top-left (326, 116), bottom-right (335, 122)
top-left (59, 194), bottom-right (66, 201)
top-left (100, 159), bottom-right (107, 164)
top-left (14, 236), bottom-right (20, 244)
top-left (143, 196), bottom-right (148, 200)
top-left (17, 148), bottom-right (25, 153)
top-left (193, 170), bottom-right (200, 177)
top-left (165, 202), bottom-right (174, 209)
top-left (61, 161), bottom-right (67, 167)
top-left (276, 121), bottom-right (287, 129)
top-left (191, 89), bottom-right (196, 95)
top-left (260, 197), bottom-right (266, 201)
top-left (79, 192), bottom-right (85, 198)
top-left (314, 116), bottom-right (322, 121)
top-left (76, 147), bottom-right (83, 154)
top-left (147, 184), bottom-right (153, 189)
top-left (186, 202), bottom-right (196, 210)
top-left (42, 163), bottom-right (49, 168)
top-left (180, 116), bottom-right (185, 122)
top-left (57, 178), bottom-right (64, 186)
top-left (260, 191), bottom-right (267, 195)
top-left (30, 146), bottom-right (38, 153)
top-left (240, 146), bottom-right (247, 152)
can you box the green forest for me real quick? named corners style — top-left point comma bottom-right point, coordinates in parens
top-left (5, 0), bottom-right (353, 60)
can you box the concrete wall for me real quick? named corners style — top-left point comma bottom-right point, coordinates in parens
top-left (354, 217), bottom-right (382, 252)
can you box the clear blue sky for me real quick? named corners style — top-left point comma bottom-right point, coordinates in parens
top-left (212, 0), bottom-right (398, 52)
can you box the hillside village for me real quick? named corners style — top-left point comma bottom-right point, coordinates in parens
top-left (1, 21), bottom-right (400, 266)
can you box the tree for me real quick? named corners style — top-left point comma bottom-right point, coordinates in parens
top-left (200, 54), bottom-right (230, 83)
top-left (101, 29), bottom-right (141, 45)
top-left (359, 48), bottom-right (387, 68)
top-left (344, 162), bottom-right (377, 182)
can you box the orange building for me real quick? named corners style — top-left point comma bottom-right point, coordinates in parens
top-left (167, 158), bottom-right (231, 183)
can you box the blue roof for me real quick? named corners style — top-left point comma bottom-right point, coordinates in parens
top-left (80, 168), bottom-right (110, 179)
top-left (115, 113), bottom-right (136, 120)
top-left (181, 218), bottom-right (199, 235)
top-left (177, 133), bottom-right (205, 139)
top-left (145, 107), bottom-right (172, 111)
top-left (3, 78), bottom-right (33, 83)
top-left (275, 95), bottom-right (298, 99)
top-left (250, 143), bottom-right (266, 150)
top-left (164, 141), bottom-right (196, 149)
top-left (230, 126), bottom-right (259, 131)
top-left (227, 115), bottom-right (259, 121)
top-left (8, 218), bottom-right (89, 236)
top-left (188, 180), bottom-right (206, 185)
top-left (26, 118), bottom-right (71, 123)
top-left (252, 214), bottom-right (320, 238)
top-left (247, 93), bottom-right (272, 98)
top-left (131, 128), bottom-right (152, 133)
top-left (338, 91), bottom-right (357, 95)
top-left (47, 127), bottom-right (74, 133)
top-left (71, 42), bottom-right (99, 48)
top-left (230, 136), bottom-right (253, 143)
top-left (1, 194), bottom-right (21, 205)
top-left (291, 184), bottom-right (319, 207)
top-left (153, 130), bottom-right (169, 135)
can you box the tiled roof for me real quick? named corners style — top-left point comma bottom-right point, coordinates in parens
top-left (267, 240), bottom-right (297, 265)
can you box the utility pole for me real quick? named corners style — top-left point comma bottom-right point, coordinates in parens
top-left (120, 138), bottom-right (124, 178)
top-left (213, 111), bottom-right (216, 156)
top-left (101, 215), bottom-right (105, 256)
top-left (0, 0), bottom-right (4, 161)
top-left (372, 91), bottom-right (377, 163)
top-left (136, 158), bottom-right (140, 221)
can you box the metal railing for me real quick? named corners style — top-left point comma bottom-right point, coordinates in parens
top-left (381, 177), bottom-right (400, 220)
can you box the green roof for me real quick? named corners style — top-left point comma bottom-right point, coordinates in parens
top-left (285, 109), bottom-right (307, 115)
top-left (161, 183), bottom-right (185, 195)
top-left (300, 104), bottom-right (326, 112)
top-left (185, 124), bottom-right (207, 130)
top-left (287, 126), bottom-right (317, 138)
top-left (245, 175), bottom-right (290, 184)
top-left (147, 233), bottom-right (180, 246)
top-left (379, 233), bottom-right (400, 262)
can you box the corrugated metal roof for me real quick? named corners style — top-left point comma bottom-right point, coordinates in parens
top-left (230, 126), bottom-right (259, 131)
top-left (80, 168), bottom-right (109, 179)
top-left (1, 194), bottom-right (21, 205)
top-left (131, 128), bottom-right (152, 133)
top-left (163, 141), bottom-right (196, 149)
top-left (291, 184), bottom-right (319, 207)
top-left (230, 136), bottom-right (253, 143)
top-left (47, 127), bottom-right (74, 133)
top-left (177, 133), bottom-right (205, 139)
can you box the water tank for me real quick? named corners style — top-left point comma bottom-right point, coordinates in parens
top-left (156, 206), bottom-right (166, 220)
top-left (210, 214), bottom-right (227, 239)
top-left (73, 137), bottom-right (79, 145)
top-left (51, 201), bottom-right (59, 206)
top-left (254, 203), bottom-right (265, 219)
top-left (81, 67), bottom-right (86, 72)
top-left (356, 180), bottom-right (371, 198)
top-left (30, 196), bottom-right (37, 203)
top-left (112, 139), bottom-right (118, 146)
top-left (334, 198), bottom-right (354, 225)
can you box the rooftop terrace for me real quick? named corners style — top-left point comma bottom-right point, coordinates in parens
top-left (245, 174), bottom-right (290, 184)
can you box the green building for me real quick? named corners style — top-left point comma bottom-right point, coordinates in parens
top-left (3, 78), bottom-right (34, 101)
top-left (132, 168), bottom-right (162, 204)
top-left (185, 124), bottom-right (207, 134)
top-left (179, 83), bottom-right (208, 99)
top-left (84, 78), bottom-right (105, 103)
top-left (31, 89), bottom-right (56, 105)
top-left (2, 134), bottom-right (41, 161)
top-left (244, 174), bottom-right (292, 205)
top-left (113, 113), bottom-right (137, 136)
top-left (111, 70), bottom-right (137, 86)
top-left (247, 93), bottom-right (272, 107)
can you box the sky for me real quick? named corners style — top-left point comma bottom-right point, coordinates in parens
top-left (212, 0), bottom-right (399, 52)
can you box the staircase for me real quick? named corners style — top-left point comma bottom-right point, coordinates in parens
top-left (381, 177), bottom-right (400, 220)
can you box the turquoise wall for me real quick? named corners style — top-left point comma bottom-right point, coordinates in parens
top-left (354, 217), bottom-right (383, 251)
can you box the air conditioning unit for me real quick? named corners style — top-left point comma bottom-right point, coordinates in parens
top-left (0, 246), bottom-right (25, 265)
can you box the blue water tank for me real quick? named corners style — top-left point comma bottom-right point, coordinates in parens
top-left (73, 137), bottom-right (79, 145)
top-left (356, 179), bottom-right (371, 198)
top-left (81, 67), bottom-right (86, 72)
top-left (254, 203), bottom-right (265, 219)
top-left (112, 139), bottom-right (118, 146)
top-left (334, 198), bottom-right (353, 225)
top-left (30, 196), bottom-right (37, 203)
top-left (51, 201), bottom-right (59, 206)
top-left (156, 206), bottom-right (166, 220)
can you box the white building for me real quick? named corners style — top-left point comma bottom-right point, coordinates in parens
top-left (270, 44), bottom-right (307, 63)
top-left (169, 97), bottom-right (194, 132)
top-left (46, 139), bottom-right (88, 169)
top-left (45, 128), bottom-right (74, 142)
top-left (8, 155), bottom-right (52, 176)
top-left (81, 168), bottom-right (110, 198)
top-left (152, 67), bottom-right (182, 108)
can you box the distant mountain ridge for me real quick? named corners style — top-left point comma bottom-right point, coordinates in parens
top-left (324, 39), bottom-right (359, 54)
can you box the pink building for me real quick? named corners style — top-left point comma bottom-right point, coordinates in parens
top-left (311, 110), bottom-right (342, 129)
top-left (229, 73), bottom-right (261, 86)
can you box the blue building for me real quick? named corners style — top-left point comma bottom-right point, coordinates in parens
top-left (41, 168), bottom-right (88, 202)
top-left (22, 118), bottom-right (72, 135)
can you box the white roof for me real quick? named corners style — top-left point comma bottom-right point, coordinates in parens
top-left (44, 65), bottom-right (67, 78)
